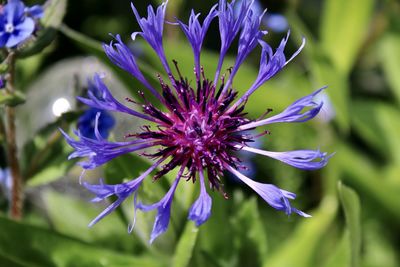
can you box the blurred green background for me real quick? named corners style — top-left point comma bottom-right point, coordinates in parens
top-left (1, 0), bottom-right (400, 266)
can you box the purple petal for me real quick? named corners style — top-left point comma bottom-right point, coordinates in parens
top-left (131, 2), bottom-right (174, 82)
top-left (214, 0), bottom-right (252, 83)
top-left (221, 7), bottom-right (267, 94)
top-left (227, 166), bottom-right (310, 217)
top-left (84, 158), bottom-right (163, 227)
top-left (77, 74), bottom-right (156, 122)
top-left (177, 5), bottom-right (217, 78)
top-left (60, 114), bottom-right (159, 169)
top-left (231, 32), bottom-right (306, 109)
top-left (239, 87), bottom-right (325, 130)
top-left (137, 165), bottom-right (185, 243)
top-left (188, 169), bottom-right (212, 226)
top-left (103, 35), bottom-right (162, 101)
top-left (240, 146), bottom-right (333, 171)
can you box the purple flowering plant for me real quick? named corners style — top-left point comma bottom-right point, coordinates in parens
top-left (63, 0), bottom-right (332, 243)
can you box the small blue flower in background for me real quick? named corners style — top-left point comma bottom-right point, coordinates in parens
top-left (234, 0), bottom-right (289, 33)
top-left (63, 0), bottom-right (332, 243)
top-left (0, 168), bottom-right (12, 202)
top-left (0, 0), bottom-right (43, 48)
top-left (265, 13), bottom-right (289, 33)
top-left (77, 79), bottom-right (116, 139)
top-left (77, 108), bottom-right (115, 140)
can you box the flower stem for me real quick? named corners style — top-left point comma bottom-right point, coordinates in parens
top-left (5, 52), bottom-right (23, 220)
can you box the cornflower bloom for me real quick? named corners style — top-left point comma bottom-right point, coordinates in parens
top-left (63, 0), bottom-right (331, 243)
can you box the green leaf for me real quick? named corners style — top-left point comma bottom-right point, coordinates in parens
top-left (309, 53), bottom-right (350, 132)
top-left (320, 0), bottom-right (374, 74)
top-left (26, 163), bottom-right (69, 187)
top-left (337, 144), bottom-right (400, 221)
top-left (42, 0), bottom-right (67, 28)
top-left (42, 190), bottom-right (141, 252)
top-left (352, 100), bottom-right (400, 163)
top-left (17, 28), bottom-right (57, 59)
top-left (262, 197), bottom-right (338, 267)
top-left (0, 216), bottom-right (165, 267)
top-left (231, 195), bottom-right (268, 267)
top-left (172, 221), bottom-right (199, 267)
top-left (379, 33), bottom-right (400, 105)
top-left (322, 234), bottom-right (351, 267)
top-left (338, 182), bottom-right (361, 267)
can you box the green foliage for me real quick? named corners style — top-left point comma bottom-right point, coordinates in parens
top-left (338, 182), bottom-right (361, 267)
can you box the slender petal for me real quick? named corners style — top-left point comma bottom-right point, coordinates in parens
top-left (85, 158), bottom-right (164, 227)
top-left (227, 165), bottom-right (310, 216)
top-left (188, 167), bottom-right (212, 226)
top-left (177, 5), bottom-right (218, 78)
top-left (137, 165), bottom-right (185, 243)
top-left (77, 74), bottom-right (156, 122)
top-left (214, 0), bottom-right (252, 84)
top-left (221, 7), bottom-right (267, 95)
top-left (61, 113), bottom-right (159, 169)
top-left (239, 146), bottom-right (332, 171)
top-left (231, 32), bottom-right (306, 109)
top-left (239, 87), bottom-right (325, 130)
top-left (131, 1), bottom-right (174, 85)
top-left (103, 35), bottom-right (163, 101)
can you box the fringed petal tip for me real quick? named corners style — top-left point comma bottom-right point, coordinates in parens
top-left (227, 166), bottom-right (309, 217)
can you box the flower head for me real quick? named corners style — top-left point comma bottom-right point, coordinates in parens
top-left (63, 0), bottom-right (332, 243)
top-left (0, 0), bottom-right (43, 48)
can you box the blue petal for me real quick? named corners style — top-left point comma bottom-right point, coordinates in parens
top-left (4, 0), bottom-right (25, 24)
top-left (177, 5), bottom-right (217, 78)
top-left (5, 17), bottom-right (34, 47)
top-left (222, 6), bottom-right (267, 94)
top-left (241, 146), bottom-right (333, 171)
top-left (25, 5), bottom-right (44, 19)
top-left (188, 171), bottom-right (212, 226)
top-left (214, 0), bottom-right (251, 82)
top-left (227, 166), bottom-right (310, 217)
top-left (77, 74), bottom-right (156, 122)
top-left (84, 159), bottom-right (163, 227)
top-left (131, 2), bottom-right (173, 81)
top-left (239, 87), bottom-right (325, 130)
top-left (137, 169), bottom-right (183, 243)
top-left (231, 32), bottom-right (305, 109)
top-left (61, 113), bottom-right (157, 169)
top-left (103, 35), bottom-right (162, 100)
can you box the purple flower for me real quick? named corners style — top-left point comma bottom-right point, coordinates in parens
top-left (0, 0), bottom-right (43, 48)
top-left (63, 0), bottom-right (332, 243)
